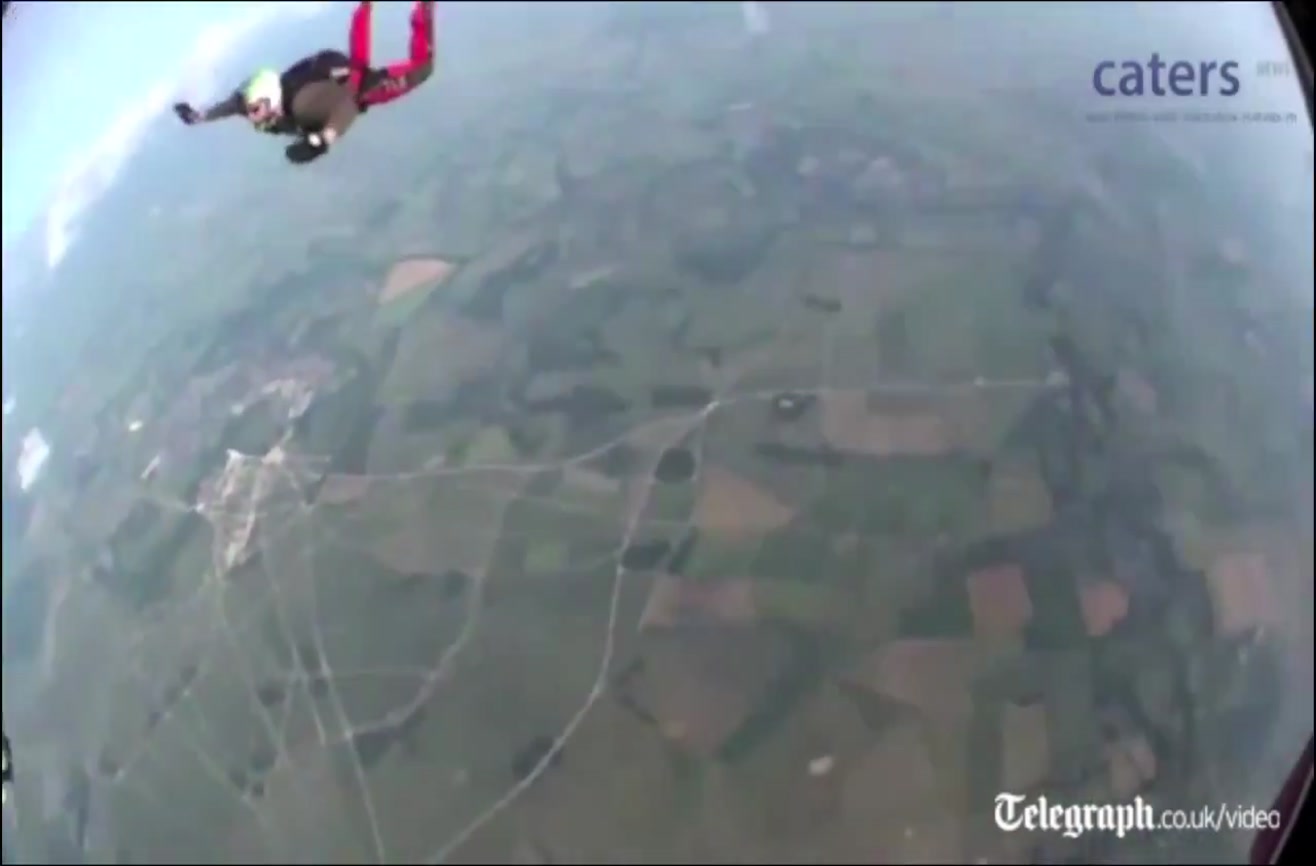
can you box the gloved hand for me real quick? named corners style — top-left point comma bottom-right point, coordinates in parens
top-left (285, 132), bottom-right (328, 165)
top-left (173, 102), bottom-right (202, 125)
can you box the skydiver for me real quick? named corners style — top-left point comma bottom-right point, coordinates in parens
top-left (172, 1), bottom-right (436, 165)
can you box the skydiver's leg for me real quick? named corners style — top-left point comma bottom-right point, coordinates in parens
top-left (347, 1), bottom-right (375, 93)
top-left (357, 1), bottom-right (435, 109)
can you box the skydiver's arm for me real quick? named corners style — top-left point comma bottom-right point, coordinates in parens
top-left (201, 91), bottom-right (247, 121)
top-left (174, 90), bottom-right (245, 126)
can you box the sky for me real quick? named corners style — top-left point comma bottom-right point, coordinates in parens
top-left (1, 2), bottom-right (1307, 271)
top-left (1, 1), bottom-right (330, 263)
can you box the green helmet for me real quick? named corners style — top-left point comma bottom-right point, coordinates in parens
top-left (243, 68), bottom-right (282, 110)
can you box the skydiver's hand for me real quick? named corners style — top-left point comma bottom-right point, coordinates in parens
top-left (173, 102), bottom-right (202, 125)
top-left (285, 134), bottom-right (328, 165)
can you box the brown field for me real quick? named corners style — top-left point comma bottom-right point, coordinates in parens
top-left (378, 258), bottom-right (455, 304)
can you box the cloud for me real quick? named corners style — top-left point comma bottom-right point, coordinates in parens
top-left (44, 1), bottom-right (330, 270)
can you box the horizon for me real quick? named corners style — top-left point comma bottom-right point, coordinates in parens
top-left (1, 2), bottom-right (331, 262)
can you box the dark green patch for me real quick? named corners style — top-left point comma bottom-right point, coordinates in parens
top-left (755, 442), bottom-right (844, 468)
top-left (511, 735), bottom-right (563, 782)
top-left (526, 385), bottom-right (631, 428)
top-left (592, 443), bottom-right (643, 479)
top-left (382, 572), bottom-right (430, 597)
top-left (751, 523), bottom-right (837, 583)
top-left (296, 641), bottom-right (322, 675)
top-left (461, 239), bottom-right (559, 322)
top-left (524, 537), bottom-right (572, 574)
top-left (441, 569), bottom-right (469, 600)
top-left (505, 415), bottom-right (558, 459)
top-left (838, 456), bottom-right (989, 540)
top-left (621, 539), bottom-right (671, 571)
top-left (397, 706), bottom-right (430, 757)
top-left (966, 702), bottom-right (1004, 805)
top-left (527, 332), bottom-right (620, 373)
top-left (160, 680), bottom-right (183, 710)
top-left (1194, 633), bottom-right (1284, 773)
top-left (718, 629), bottom-right (833, 764)
top-left (403, 400), bottom-right (448, 433)
top-left (1040, 654), bottom-right (1105, 792)
top-left (974, 652), bottom-right (1051, 706)
top-left (667, 529), bottom-right (698, 576)
top-left (1019, 550), bottom-right (1089, 652)
top-left (460, 426), bottom-right (518, 465)
top-left (900, 577), bottom-right (975, 639)
top-left (650, 385), bottom-right (712, 409)
top-left (295, 356), bottom-right (383, 475)
top-left (803, 294), bottom-right (842, 313)
top-left (255, 682), bottom-right (285, 709)
top-left (654, 448), bottom-right (696, 483)
top-left (99, 508), bottom-right (209, 612)
top-left (95, 752), bottom-right (119, 779)
top-left (351, 729), bottom-right (397, 771)
top-left (875, 309), bottom-right (912, 373)
top-left (645, 480), bottom-right (696, 523)
top-left (673, 224), bottom-right (775, 284)
top-left (681, 533), bottom-right (762, 582)
top-left (221, 400), bottom-right (290, 457)
top-left (227, 767), bottom-right (248, 792)
top-left (247, 746), bottom-right (277, 777)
